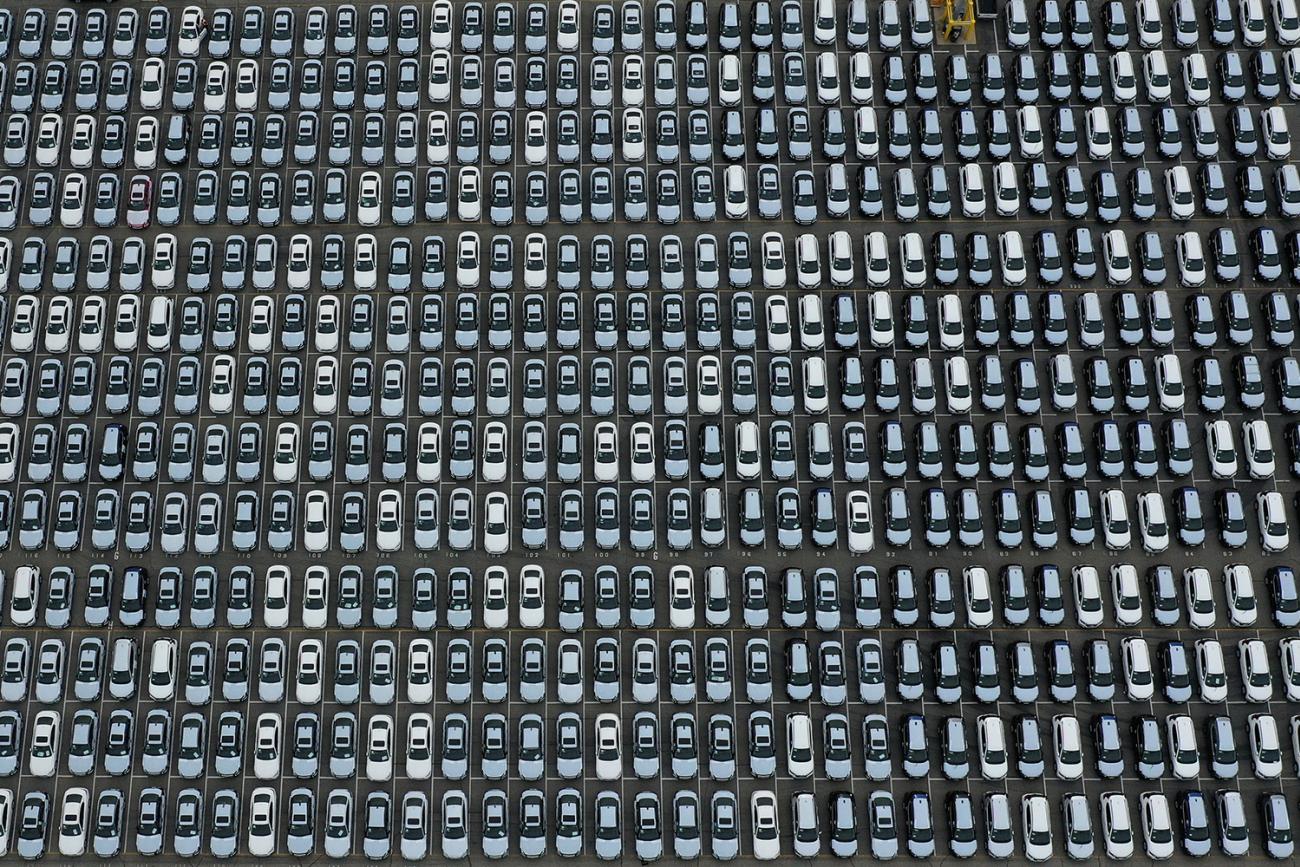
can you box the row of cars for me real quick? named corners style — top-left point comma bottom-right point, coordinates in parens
top-left (28, 43), bottom-right (1300, 119)
top-left (3, 401), bottom-right (1295, 484)
top-left (0, 326), bottom-right (1291, 419)
top-left (9, 153), bottom-right (1297, 232)
top-left (3, 707), bottom-right (1299, 829)
top-left (5, 43), bottom-right (1294, 129)
top-left (5, 626), bottom-right (1300, 708)
top-left (2, 559), bottom-right (1298, 632)
top-left (3, 278), bottom-right (1297, 353)
top-left (3, 226), bottom-right (1300, 298)
top-left (6, 0), bottom-right (1300, 64)
top-left (5, 784), bottom-right (1286, 861)
top-left (6, 473), bottom-right (1296, 554)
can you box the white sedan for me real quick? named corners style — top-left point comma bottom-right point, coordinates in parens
top-left (302, 491), bottom-right (330, 552)
top-left (750, 791), bottom-right (781, 860)
top-left (375, 490), bottom-right (403, 552)
top-left (483, 493), bottom-right (510, 554)
top-left (846, 492), bottom-right (874, 553)
top-left (594, 714), bottom-right (622, 781)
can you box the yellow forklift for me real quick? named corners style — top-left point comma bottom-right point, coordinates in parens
top-left (932, 0), bottom-right (978, 43)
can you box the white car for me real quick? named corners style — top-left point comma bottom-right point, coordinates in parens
top-left (1109, 52), bottom-right (1138, 102)
top-left (68, 116), bottom-right (96, 169)
top-left (1021, 794), bottom-right (1054, 862)
top-left (430, 0), bottom-right (454, 49)
top-left (724, 164), bottom-right (749, 219)
top-left (519, 566), bottom-right (546, 628)
top-left (28, 710), bottom-right (60, 777)
top-left (33, 114), bottom-right (63, 167)
top-left (761, 233), bottom-right (787, 288)
top-left (302, 569), bottom-right (329, 630)
top-left (1099, 489), bottom-right (1132, 550)
top-left (697, 356), bottom-right (723, 413)
top-left (406, 714), bottom-right (434, 779)
top-left (295, 640), bottom-right (323, 703)
top-left (1051, 715), bottom-right (1084, 781)
top-left (1249, 713), bottom-right (1284, 778)
top-left (406, 640), bottom-right (434, 704)
top-left (247, 788), bottom-right (277, 857)
top-left (454, 232), bottom-right (480, 288)
top-left (855, 106), bottom-right (880, 158)
top-left (365, 715), bottom-right (394, 782)
top-left (376, 490), bottom-right (403, 552)
top-left (622, 55), bottom-right (645, 105)
top-left (750, 791), bottom-right (781, 860)
top-left (1175, 231), bottom-right (1207, 287)
top-left (312, 358), bottom-right (338, 415)
top-left (1263, 105), bottom-right (1292, 159)
top-left (57, 788), bottom-right (89, 856)
top-left (669, 566), bottom-right (696, 628)
top-left (456, 167), bottom-right (481, 221)
top-left (959, 164), bottom-right (986, 217)
top-left (815, 51), bottom-right (841, 103)
top-left (1243, 420), bottom-right (1277, 478)
top-left (252, 713), bottom-right (282, 780)
top-left (555, 0), bottom-right (580, 49)
top-left (1071, 566), bottom-right (1105, 628)
top-left (899, 231), bottom-right (927, 287)
top-left (483, 493), bottom-right (510, 553)
top-left (864, 231), bottom-right (892, 286)
top-left (1225, 564), bottom-right (1259, 626)
top-left (846, 492), bottom-right (874, 553)
top-left (1120, 637), bottom-right (1154, 700)
top-left (936, 294), bottom-right (964, 350)
top-left (1239, 638), bottom-right (1274, 703)
top-left (1196, 639), bottom-right (1229, 702)
top-left (595, 714), bottom-right (622, 780)
top-left (426, 112), bottom-right (450, 163)
top-left (622, 107), bottom-right (645, 160)
top-left (302, 491), bottom-right (330, 552)
top-left (9, 296), bottom-right (39, 354)
top-left (802, 357), bottom-right (829, 413)
top-left (1165, 714), bottom-right (1200, 779)
top-left (1139, 793), bottom-right (1176, 860)
top-left (1085, 106), bottom-right (1113, 159)
top-left (795, 237), bottom-right (822, 292)
top-left (357, 171), bottom-right (382, 226)
top-left (1277, 0), bottom-right (1300, 43)
top-left (849, 52), bottom-right (874, 103)
top-left (1205, 419), bottom-right (1239, 478)
top-left (1100, 793), bottom-right (1135, 860)
top-left (203, 61), bottom-right (229, 112)
top-left (1257, 492), bottom-right (1290, 552)
top-left (1136, 492), bottom-right (1170, 553)
top-left (977, 716), bottom-right (1009, 779)
top-left (233, 59), bottom-right (260, 112)
top-left (718, 54), bottom-right (743, 105)
top-left (630, 423), bottom-right (656, 482)
top-left (1182, 54), bottom-right (1212, 104)
top-left (765, 296), bottom-right (792, 351)
top-left (1165, 165), bottom-right (1196, 220)
top-left (286, 234), bottom-right (312, 290)
top-left (1184, 567), bottom-right (1217, 628)
top-left (427, 50), bottom-right (452, 101)
top-left (1282, 638), bottom-right (1300, 701)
